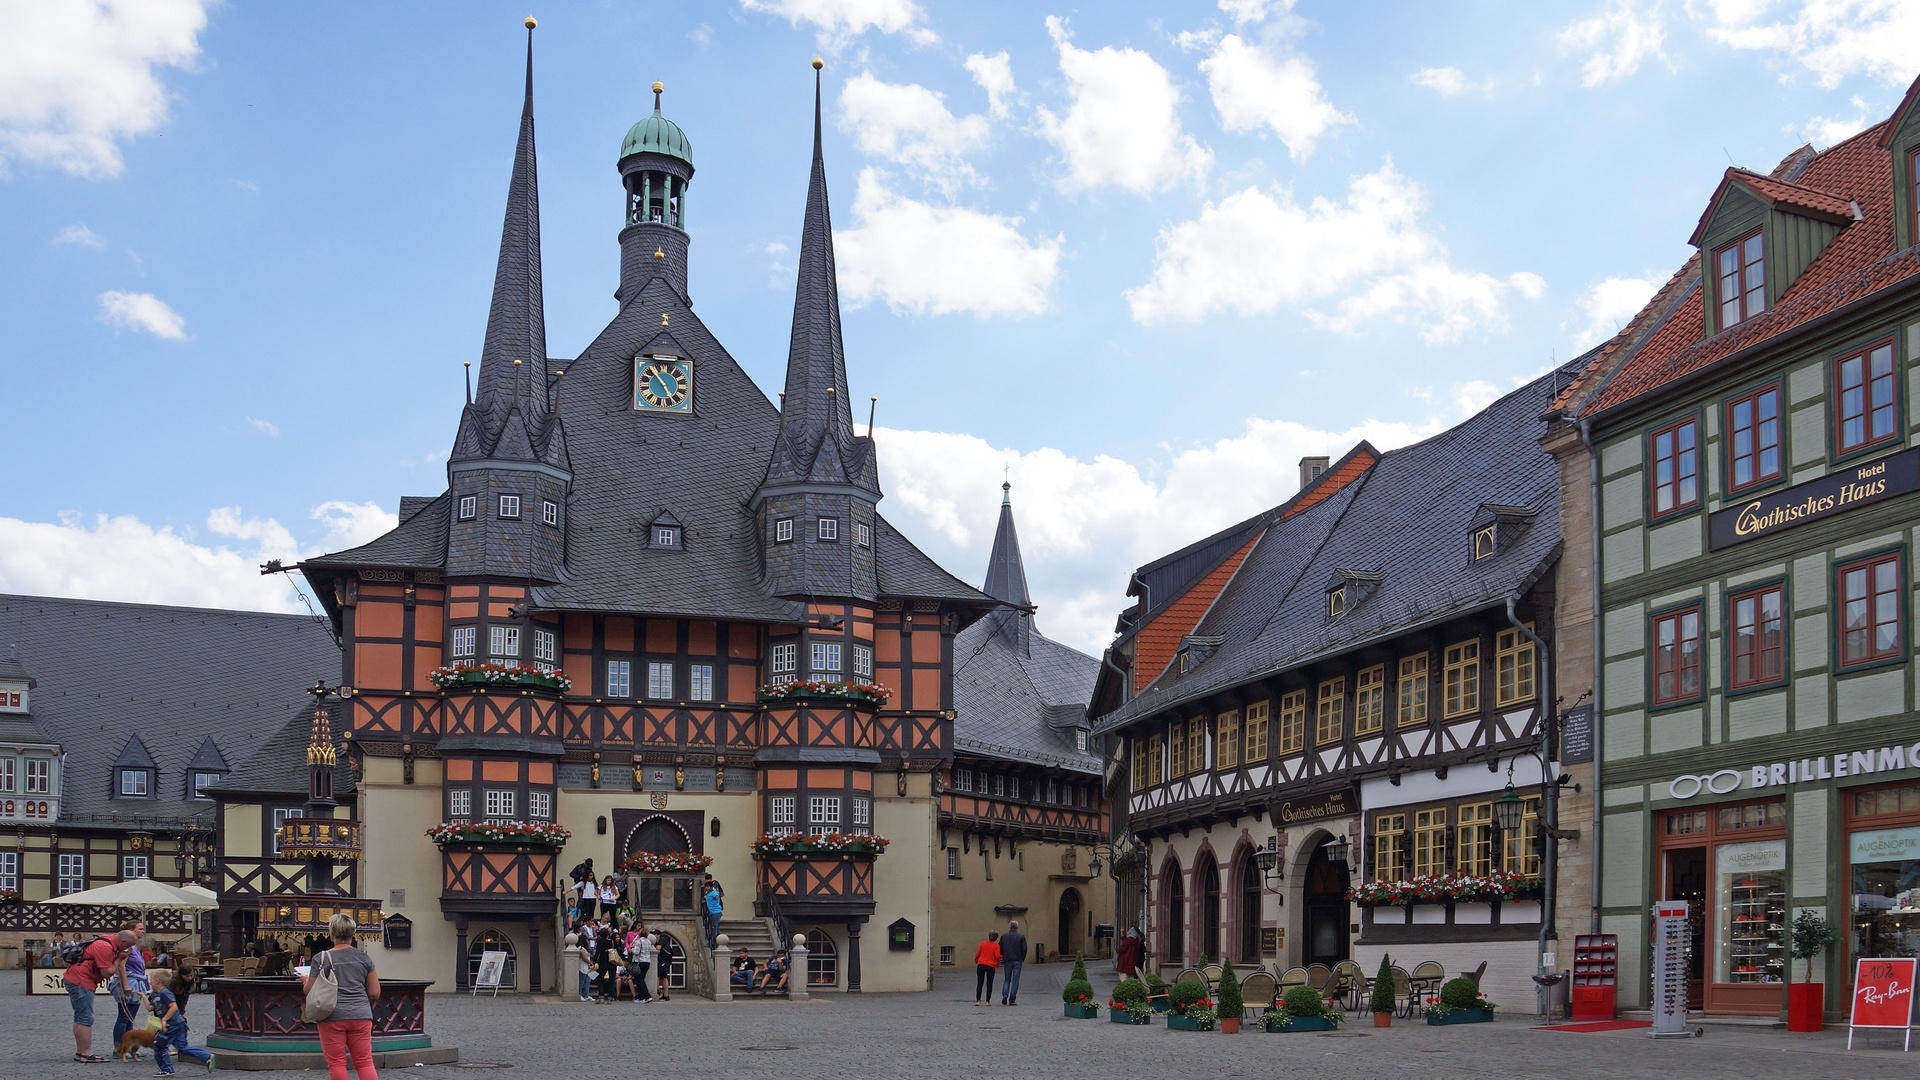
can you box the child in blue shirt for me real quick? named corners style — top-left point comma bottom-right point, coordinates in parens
top-left (145, 969), bottom-right (213, 1075)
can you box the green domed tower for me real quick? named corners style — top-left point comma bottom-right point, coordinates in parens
top-left (617, 83), bottom-right (695, 306)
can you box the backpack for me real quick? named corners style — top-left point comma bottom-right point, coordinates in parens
top-left (569, 861), bottom-right (592, 884)
top-left (60, 935), bottom-right (108, 967)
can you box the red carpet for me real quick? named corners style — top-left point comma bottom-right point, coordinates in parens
top-left (1533, 1021), bottom-right (1653, 1032)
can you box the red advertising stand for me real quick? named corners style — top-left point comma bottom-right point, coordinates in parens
top-left (1848, 957), bottom-right (1917, 1051)
top-left (1570, 934), bottom-right (1618, 1020)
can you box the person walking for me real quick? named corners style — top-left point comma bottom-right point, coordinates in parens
top-left (1116, 928), bottom-right (1143, 979)
top-left (144, 968), bottom-right (213, 1076)
top-left (299, 913), bottom-right (381, 1080)
top-left (630, 929), bottom-right (654, 1003)
top-left (972, 931), bottom-right (1000, 1006)
top-left (64, 929), bottom-right (135, 1062)
top-left (703, 881), bottom-right (723, 949)
top-left (110, 920), bottom-right (150, 1057)
top-left (997, 921), bottom-right (1027, 1006)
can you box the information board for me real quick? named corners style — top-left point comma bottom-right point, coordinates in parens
top-left (472, 950), bottom-right (508, 997)
top-left (1849, 957), bottom-right (1917, 1051)
top-left (1650, 902), bottom-right (1694, 1038)
top-left (1559, 705), bottom-right (1594, 765)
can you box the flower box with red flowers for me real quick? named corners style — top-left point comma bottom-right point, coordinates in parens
top-left (755, 678), bottom-right (891, 708)
top-left (0, 889), bottom-right (19, 906)
top-left (1345, 870), bottom-right (1542, 907)
top-left (430, 660), bottom-right (572, 693)
top-left (619, 851), bottom-right (714, 875)
top-left (426, 820), bottom-right (572, 847)
top-left (749, 832), bottom-right (891, 857)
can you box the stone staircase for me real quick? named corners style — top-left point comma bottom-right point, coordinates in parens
top-left (717, 917), bottom-right (788, 998)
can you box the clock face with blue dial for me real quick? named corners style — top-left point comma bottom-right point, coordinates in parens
top-left (634, 357), bottom-right (693, 413)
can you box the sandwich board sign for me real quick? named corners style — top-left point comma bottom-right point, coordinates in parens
top-left (1849, 957), bottom-right (1917, 1051)
top-left (472, 950), bottom-right (509, 997)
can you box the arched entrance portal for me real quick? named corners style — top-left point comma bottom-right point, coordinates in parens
top-left (622, 815), bottom-right (692, 863)
top-left (1057, 887), bottom-right (1083, 959)
top-left (1301, 843), bottom-right (1350, 967)
top-left (467, 928), bottom-right (518, 992)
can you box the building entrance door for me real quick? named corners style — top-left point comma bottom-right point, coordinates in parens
top-left (1664, 847), bottom-right (1707, 1010)
top-left (1302, 845), bottom-right (1349, 967)
top-left (1058, 887), bottom-right (1083, 959)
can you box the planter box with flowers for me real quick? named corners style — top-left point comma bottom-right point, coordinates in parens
top-left (756, 679), bottom-right (892, 709)
top-left (619, 851), bottom-right (714, 875)
top-left (1425, 977), bottom-right (1496, 1025)
top-left (749, 833), bottom-right (891, 857)
top-left (1264, 986), bottom-right (1346, 1033)
top-left (0, 889), bottom-right (19, 907)
top-left (1062, 955), bottom-right (1099, 1018)
top-left (430, 660), bottom-right (572, 694)
top-left (1164, 977), bottom-right (1217, 1031)
top-left (1108, 978), bottom-right (1154, 1024)
top-left (1347, 870), bottom-right (1542, 908)
top-left (426, 820), bottom-right (572, 847)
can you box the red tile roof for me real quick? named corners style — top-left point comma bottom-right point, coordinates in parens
top-left (1566, 116), bottom-right (1916, 418)
top-left (1686, 168), bottom-right (1856, 245)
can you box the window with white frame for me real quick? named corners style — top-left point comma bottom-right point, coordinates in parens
top-left (775, 519), bottom-right (794, 543)
top-left (852, 645), bottom-right (873, 679)
top-left (490, 626), bottom-right (520, 658)
top-left (122, 855), bottom-right (149, 880)
top-left (771, 643), bottom-right (797, 675)
top-left (57, 853), bottom-right (84, 894)
top-left (529, 791), bottom-right (552, 819)
top-left (811, 642), bottom-right (841, 673)
top-left (1075, 730), bottom-right (1089, 752)
top-left (458, 495), bottom-right (477, 520)
top-left (945, 848), bottom-right (960, 879)
top-left (689, 664), bottom-right (714, 701)
top-left (192, 772), bottom-right (217, 799)
top-left (652, 525), bottom-right (680, 548)
top-left (533, 629), bottom-right (557, 666)
top-left (647, 662), bottom-right (674, 699)
top-left (607, 660), bottom-right (632, 697)
top-left (1078, 786), bottom-right (1090, 807)
top-left (769, 795), bottom-right (796, 835)
top-left (542, 500), bottom-right (559, 527)
top-left (817, 517), bottom-right (838, 541)
top-left (856, 522), bottom-right (871, 548)
top-left (272, 808), bottom-right (304, 854)
top-left (992, 774), bottom-right (1005, 797)
top-left (1046, 780), bottom-right (1058, 804)
top-left (485, 789), bottom-right (515, 817)
top-left (809, 795), bottom-right (841, 834)
top-left (25, 759), bottom-right (48, 794)
top-left (0, 759), bottom-right (12, 792)
top-left (451, 626), bottom-right (477, 657)
top-left (954, 768), bottom-right (971, 792)
top-left (851, 797), bottom-right (870, 833)
top-left (119, 769), bottom-right (149, 797)
top-left (0, 850), bottom-right (15, 891)
top-left (449, 789), bottom-right (471, 818)
top-left (499, 494), bottom-right (521, 518)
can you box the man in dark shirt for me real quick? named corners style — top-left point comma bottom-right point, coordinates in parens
top-left (997, 921), bottom-right (1028, 1006)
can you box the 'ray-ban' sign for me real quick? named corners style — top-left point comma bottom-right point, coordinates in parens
top-left (1709, 447), bottom-right (1920, 550)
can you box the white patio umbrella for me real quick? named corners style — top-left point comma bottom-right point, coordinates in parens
top-left (179, 884), bottom-right (219, 906)
top-left (42, 877), bottom-right (219, 912)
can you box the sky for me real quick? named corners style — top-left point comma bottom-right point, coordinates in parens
top-left (2, 0), bottom-right (1918, 655)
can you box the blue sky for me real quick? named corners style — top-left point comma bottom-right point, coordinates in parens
top-left (3, 0), bottom-right (1917, 652)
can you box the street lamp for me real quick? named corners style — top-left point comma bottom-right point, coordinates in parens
top-left (1252, 848), bottom-right (1286, 900)
top-left (1493, 783), bottom-right (1526, 835)
top-left (1088, 853), bottom-right (1103, 878)
top-left (1323, 836), bottom-right (1350, 866)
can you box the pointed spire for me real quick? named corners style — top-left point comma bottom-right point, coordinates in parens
top-left (465, 17), bottom-right (549, 457)
top-left (983, 480), bottom-right (1031, 608)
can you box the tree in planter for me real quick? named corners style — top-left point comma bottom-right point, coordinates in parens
top-left (1369, 954), bottom-right (1399, 1022)
top-left (1216, 958), bottom-right (1244, 1029)
top-left (1062, 953), bottom-right (1095, 1013)
top-left (1425, 976), bottom-right (1494, 1019)
top-left (1791, 911), bottom-right (1839, 982)
top-left (1168, 977), bottom-right (1215, 1030)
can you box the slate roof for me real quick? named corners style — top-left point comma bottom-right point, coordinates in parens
top-left (205, 704), bottom-right (355, 800)
top-left (0, 594), bottom-right (342, 827)
top-left (1559, 88), bottom-right (1920, 418)
top-left (951, 494), bottom-right (1100, 773)
top-left (1095, 373), bottom-right (1566, 731)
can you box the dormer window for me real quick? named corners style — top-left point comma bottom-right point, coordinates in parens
top-left (1075, 730), bottom-right (1089, 752)
top-left (499, 494), bottom-right (521, 519)
top-left (118, 769), bottom-right (150, 797)
top-left (1324, 568), bottom-right (1382, 614)
top-left (191, 772), bottom-right (219, 799)
top-left (1328, 586), bottom-right (1346, 617)
top-left (1473, 525), bottom-right (1496, 561)
top-left (653, 526), bottom-right (680, 548)
top-left (458, 496), bottom-right (477, 521)
top-left (0, 684), bottom-right (23, 711)
top-left (1715, 232), bottom-right (1765, 330)
top-left (1470, 503), bottom-right (1540, 557)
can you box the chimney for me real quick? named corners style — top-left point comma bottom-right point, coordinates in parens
top-left (1299, 456), bottom-right (1330, 490)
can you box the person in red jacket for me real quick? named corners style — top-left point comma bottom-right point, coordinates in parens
top-left (972, 932), bottom-right (1000, 1006)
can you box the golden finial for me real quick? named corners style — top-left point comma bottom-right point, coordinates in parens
top-left (812, 57), bottom-right (824, 70)
top-left (652, 81), bottom-right (664, 94)
top-left (653, 247), bottom-right (665, 259)
top-left (524, 15), bottom-right (537, 29)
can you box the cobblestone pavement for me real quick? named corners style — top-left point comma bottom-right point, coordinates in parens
top-left (8, 964), bottom-right (1916, 1080)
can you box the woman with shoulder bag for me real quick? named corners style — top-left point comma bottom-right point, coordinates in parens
top-left (299, 913), bottom-right (381, 1080)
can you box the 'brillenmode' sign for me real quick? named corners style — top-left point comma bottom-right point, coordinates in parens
top-left (1709, 447), bottom-right (1920, 550)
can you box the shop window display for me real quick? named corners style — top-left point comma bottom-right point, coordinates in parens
top-left (1848, 783), bottom-right (1920, 968)
top-left (1716, 840), bottom-right (1785, 984)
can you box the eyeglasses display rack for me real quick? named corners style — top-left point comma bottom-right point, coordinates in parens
top-left (1651, 901), bottom-right (1700, 1038)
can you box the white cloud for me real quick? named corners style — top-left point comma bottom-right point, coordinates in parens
top-left (739, 0), bottom-right (934, 49)
top-left (248, 418), bottom-right (280, 437)
top-left (872, 399), bottom-right (1483, 652)
top-left (1411, 66), bottom-right (1492, 96)
top-left (1697, 0), bottom-right (1920, 87)
top-left (1127, 160), bottom-right (1545, 342)
top-left (53, 224), bottom-right (105, 247)
top-left (1172, 29), bottom-right (1221, 53)
top-left (1201, 34), bottom-right (1352, 160)
top-left (1036, 16), bottom-right (1211, 195)
top-left (838, 72), bottom-right (989, 193)
top-left (1798, 95), bottom-right (1873, 146)
top-left (964, 51), bottom-right (1016, 120)
top-left (0, 501), bottom-right (396, 616)
top-left (1218, 0), bottom-right (1288, 24)
top-left (1559, 0), bottom-right (1668, 87)
top-left (96, 290), bottom-right (186, 339)
top-left (835, 168), bottom-right (1062, 317)
top-left (1568, 274), bottom-right (1662, 352)
top-left (0, 0), bottom-right (207, 178)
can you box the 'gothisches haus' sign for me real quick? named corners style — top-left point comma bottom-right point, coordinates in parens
top-left (1708, 447), bottom-right (1919, 550)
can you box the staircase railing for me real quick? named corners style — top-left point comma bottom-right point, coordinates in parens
top-left (757, 885), bottom-right (794, 951)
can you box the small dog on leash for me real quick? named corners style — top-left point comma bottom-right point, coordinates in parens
top-left (113, 1029), bottom-right (157, 1061)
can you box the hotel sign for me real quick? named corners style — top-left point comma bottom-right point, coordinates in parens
top-left (1708, 447), bottom-right (1920, 550)
top-left (1274, 787), bottom-right (1356, 824)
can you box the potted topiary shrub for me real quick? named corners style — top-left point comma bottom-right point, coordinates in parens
top-left (1062, 953), bottom-right (1098, 1018)
top-left (1146, 971), bottom-right (1171, 1012)
top-left (1425, 977), bottom-right (1495, 1025)
top-left (1788, 911), bottom-right (1839, 1032)
top-left (1108, 978), bottom-right (1154, 1024)
top-left (1166, 977), bottom-right (1216, 1031)
top-left (1216, 958), bottom-right (1244, 1033)
top-left (1266, 985), bottom-right (1343, 1032)
top-left (1369, 954), bottom-right (1398, 1027)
